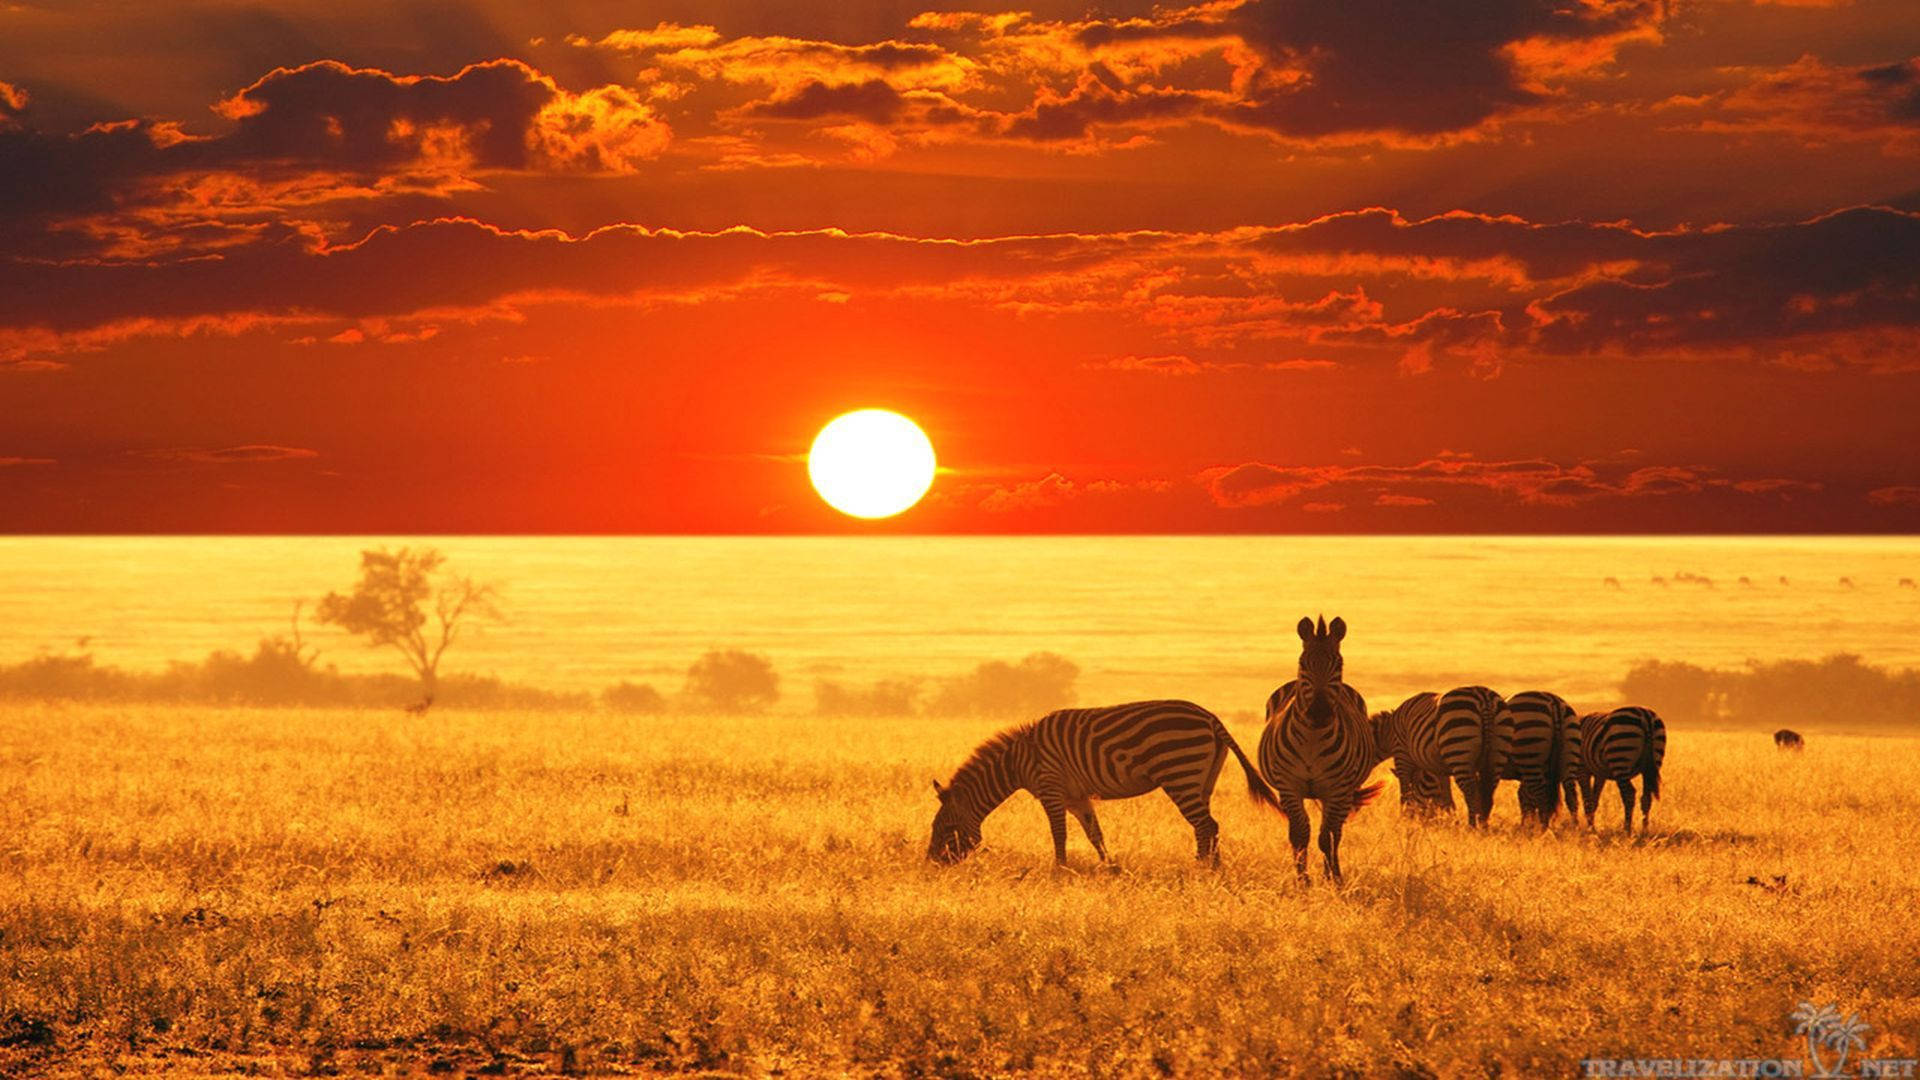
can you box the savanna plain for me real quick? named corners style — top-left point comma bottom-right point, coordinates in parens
top-left (4, 703), bottom-right (1917, 1077)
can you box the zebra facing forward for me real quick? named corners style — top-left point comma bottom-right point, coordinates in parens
top-left (928, 700), bottom-right (1280, 866)
top-left (1259, 616), bottom-right (1386, 884)
top-left (1503, 690), bottom-right (1582, 829)
top-left (1576, 706), bottom-right (1667, 835)
top-left (1436, 686), bottom-right (1514, 828)
top-left (1370, 692), bottom-right (1455, 817)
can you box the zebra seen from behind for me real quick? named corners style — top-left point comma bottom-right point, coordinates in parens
top-left (1435, 685), bottom-right (1514, 829)
top-left (1576, 706), bottom-right (1667, 835)
top-left (1503, 690), bottom-right (1582, 829)
top-left (1369, 692), bottom-right (1455, 817)
top-left (928, 699), bottom-right (1280, 866)
top-left (1774, 728), bottom-right (1804, 751)
top-left (1258, 616), bottom-right (1386, 884)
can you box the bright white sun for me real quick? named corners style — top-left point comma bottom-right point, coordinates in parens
top-left (808, 409), bottom-right (937, 519)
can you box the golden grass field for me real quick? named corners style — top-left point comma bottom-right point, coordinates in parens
top-left (3, 703), bottom-right (1917, 1077)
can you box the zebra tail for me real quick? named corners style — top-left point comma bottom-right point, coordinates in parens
top-left (1476, 712), bottom-right (1497, 815)
top-left (1639, 740), bottom-right (1662, 802)
top-left (1218, 722), bottom-right (1284, 813)
top-left (1352, 781), bottom-right (1387, 813)
top-left (1542, 715), bottom-right (1566, 821)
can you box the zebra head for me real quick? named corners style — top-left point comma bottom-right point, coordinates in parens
top-left (927, 779), bottom-right (982, 863)
top-left (1294, 615), bottom-right (1346, 723)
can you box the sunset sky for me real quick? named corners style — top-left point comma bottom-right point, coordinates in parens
top-left (2, 0), bottom-right (1918, 532)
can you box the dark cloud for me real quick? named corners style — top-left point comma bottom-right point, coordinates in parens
top-left (1698, 55), bottom-right (1920, 149)
top-left (1210, 0), bottom-right (1660, 139)
top-left (3, 205), bottom-right (1917, 372)
top-left (134, 445), bottom-right (320, 464)
top-left (1196, 456), bottom-right (1807, 510)
top-left (0, 59), bottom-right (668, 255)
top-left (742, 79), bottom-right (906, 123)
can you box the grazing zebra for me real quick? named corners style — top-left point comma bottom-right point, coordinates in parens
top-left (1774, 728), bottom-right (1804, 751)
top-left (1432, 686), bottom-right (1513, 828)
top-left (1369, 693), bottom-right (1455, 817)
top-left (927, 699), bottom-right (1280, 866)
top-left (1576, 706), bottom-right (1667, 835)
top-left (1258, 616), bottom-right (1385, 884)
top-left (1503, 690), bottom-right (1581, 829)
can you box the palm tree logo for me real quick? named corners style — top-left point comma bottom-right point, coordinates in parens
top-left (1793, 1001), bottom-right (1872, 1077)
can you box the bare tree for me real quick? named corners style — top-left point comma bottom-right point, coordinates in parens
top-left (314, 547), bottom-right (500, 710)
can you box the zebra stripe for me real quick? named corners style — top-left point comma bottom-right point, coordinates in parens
top-left (1502, 690), bottom-right (1580, 828)
top-left (1435, 685), bottom-right (1514, 828)
top-left (928, 699), bottom-right (1281, 865)
top-left (1575, 705), bottom-right (1666, 835)
top-left (1371, 692), bottom-right (1455, 816)
top-left (1257, 615), bottom-right (1386, 883)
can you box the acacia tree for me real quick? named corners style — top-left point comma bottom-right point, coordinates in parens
top-left (314, 547), bottom-right (499, 707)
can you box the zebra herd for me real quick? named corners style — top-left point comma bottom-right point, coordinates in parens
top-left (928, 614), bottom-right (1669, 882)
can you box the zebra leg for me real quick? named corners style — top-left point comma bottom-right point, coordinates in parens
top-left (1615, 778), bottom-right (1636, 836)
top-left (1280, 794), bottom-right (1311, 882)
top-left (1039, 792), bottom-right (1071, 864)
top-left (1159, 782), bottom-right (1220, 865)
top-left (1318, 796), bottom-right (1353, 885)
top-left (1562, 779), bottom-right (1580, 828)
top-left (1639, 782), bottom-right (1654, 833)
top-left (1580, 776), bottom-right (1598, 828)
top-left (1069, 799), bottom-right (1110, 862)
top-left (1457, 775), bottom-right (1484, 828)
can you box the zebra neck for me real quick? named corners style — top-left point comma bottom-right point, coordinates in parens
top-left (948, 736), bottom-right (1028, 822)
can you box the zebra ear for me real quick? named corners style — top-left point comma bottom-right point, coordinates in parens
top-left (1329, 616), bottom-right (1346, 642)
top-left (931, 779), bottom-right (948, 799)
top-left (1296, 616), bottom-right (1314, 641)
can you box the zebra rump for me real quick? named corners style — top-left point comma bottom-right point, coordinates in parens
top-left (1435, 685), bottom-right (1513, 828)
top-left (1576, 705), bottom-right (1667, 834)
top-left (1504, 690), bottom-right (1580, 827)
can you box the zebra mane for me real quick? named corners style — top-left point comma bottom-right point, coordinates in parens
top-left (948, 722), bottom-right (1032, 788)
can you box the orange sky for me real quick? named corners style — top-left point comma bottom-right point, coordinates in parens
top-left (2, 0), bottom-right (1918, 532)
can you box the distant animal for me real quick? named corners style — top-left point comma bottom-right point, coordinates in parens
top-left (1738, 576), bottom-right (1753, 587)
top-left (1370, 692), bottom-right (1455, 817)
top-left (1900, 578), bottom-right (1916, 589)
top-left (403, 695), bottom-right (434, 715)
top-left (1436, 685), bottom-right (1514, 828)
top-left (1778, 576), bottom-right (1790, 586)
top-left (1576, 706), bottom-right (1667, 835)
top-left (1258, 616), bottom-right (1384, 884)
top-left (1602, 577), bottom-right (1622, 589)
top-left (927, 699), bottom-right (1279, 866)
top-left (1839, 577), bottom-right (1855, 588)
top-left (1774, 728), bottom-right (1804, 752)
top-left (1650, 576), bottom-right (1668, 586)
top-left (1502, 690), bottom-right (1582, 829)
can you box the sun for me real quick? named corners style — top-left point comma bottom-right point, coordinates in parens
top-left (808, 409), bottom-right (937, 519)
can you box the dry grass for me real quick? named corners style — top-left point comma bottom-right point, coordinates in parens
top-left (2, 703), bottom-right (1917, 1076)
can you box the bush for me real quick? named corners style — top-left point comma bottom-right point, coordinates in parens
top-left (683, 650), bottom-right (780, 712)
top-left (927, 652), bottom-right (1079, 717)
top-left (1620, 653), bottom-right (1920, 731)
top-left (814, 678), bottom-right (920, 716)
top-left (603, 681), bottom-right (668, 713)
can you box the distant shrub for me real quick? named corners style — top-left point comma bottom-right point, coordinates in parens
top-left (1620, 659), bottom-right (1720, 725)
top-left (604, 680), bottom-right (668, 713)
top-left (684, 650), bottom-right (780, 712)
top-left (1621, 653), bottom-right (1920, 731)
top-left (814, 678), bottom-right (920, 717)
top-left (0, 639), bottom-right (583, 710)
top-left (928, 652), bottom-right (1079, 717)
